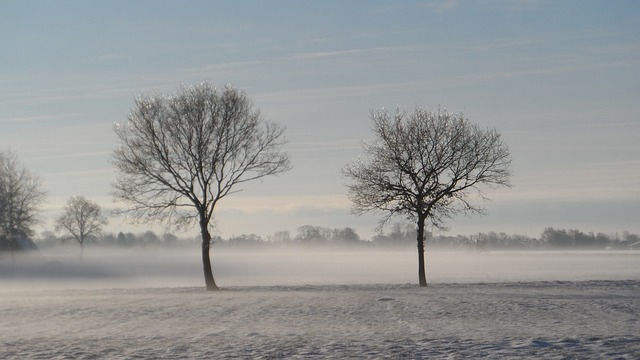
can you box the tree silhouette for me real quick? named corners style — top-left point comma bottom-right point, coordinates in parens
top-left (111, 82), bottom-right (290, 290)
top-left (55, 195), bottom-right (108, 258)
top-left (343, 107), bottom-right (512, 286)
top-left (0, 148), bottom-right (46, 258)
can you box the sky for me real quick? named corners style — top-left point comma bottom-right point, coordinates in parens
top-left (1, 0), bottom-right (639, 241)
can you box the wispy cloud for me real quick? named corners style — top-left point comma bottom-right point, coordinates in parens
top-left (419, 0), bottom-right (457, 12)
top-left (587, 42), bottom-right (640, 55)
top-left (448, 59), bottom-right (639, 84)
top-left (254, 81), bottom-right (422, 105)
top-left (495, 186), bottom-right (640, 203)
top-left (1, 113), bottom-right (85, 123)
top-left (43, 168), bottom-right (113, 178)
top-left (286, 49), bottom-right (370, 60)
top-left (504, 0), bottom-right (549, 10)
top-left (34, 151), bottom-right (112, 161)
top-left (284, 45), bottom-right (415, 61)
top-left (98, 53), bottom-right (126, 61)
top-left (220, 195), bottom-right (351, 216)
top-left (41, 195), bottom-right (115, 212)
top-left (587, 121), bottom-right (640, 129)
top-left (498, 160), bottom-right (640, 203)
top-left (179, 60), bottom-right (265, 76)
top-left (289, 139), bottom-right (364, 153)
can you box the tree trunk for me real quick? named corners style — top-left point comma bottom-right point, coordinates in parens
top-left (10, 239), bottom-right (15, 265)
top-left (417, 215), bottom-right (428, 287)
top-left (200, 220), bottom-right (219, 291)
top-left (79, 235), bottom-right (85, 261)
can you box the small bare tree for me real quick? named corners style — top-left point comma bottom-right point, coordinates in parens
top-left (343, 107), bottom-right (512, 287)
top-left (55, 195), bottom-right (108, 258)
top-left (111, 82), bottom-right (291, 290)
top-left (0, 148), bottom-right (46, 257)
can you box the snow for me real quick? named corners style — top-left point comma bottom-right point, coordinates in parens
top-left (1, 248), bottom-right (639, 358)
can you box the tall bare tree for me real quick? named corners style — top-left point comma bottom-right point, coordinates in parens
top-left (55, 195), bottom-right (108, 258)
top-left (0, 148), bottom-right (46, 255)
top-left (343, 107), bottom-right (512, 287)
top-left (111, 82), bottom-right (291, 290)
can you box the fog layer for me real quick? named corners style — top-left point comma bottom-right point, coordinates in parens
top-left (2, 247), bottom-right (639, 291)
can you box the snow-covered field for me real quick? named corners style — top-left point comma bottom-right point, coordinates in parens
top-left (1, 248), bottom-right (639, 359)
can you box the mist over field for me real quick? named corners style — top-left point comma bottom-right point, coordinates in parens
top-left (3, 246), bottom-right (640, 290)
top-left (2, 247), bottom-right (639, 358)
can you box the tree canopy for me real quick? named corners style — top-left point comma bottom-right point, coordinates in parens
top-left (343, 107), bottom-right (512, 286)
top-left (55, 195), bottom-right (108, 257)
top-left (111, 82), bottom-right (291, 290)
top-left (0, 149), bottom-right (46, 249)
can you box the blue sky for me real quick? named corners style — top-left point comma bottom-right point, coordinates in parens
top-left (1, 0), bottom-right (639, 240)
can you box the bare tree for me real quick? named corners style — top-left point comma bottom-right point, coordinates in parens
top-left (343, 107), bottom-right (512, 287)
top-left (111, 82), bottom-right (291, 290)
top-left (55, 195), bottom-right (108, 258)
top-left (0, 149), bottom-right (46, 256)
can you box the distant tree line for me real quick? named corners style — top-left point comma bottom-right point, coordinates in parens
top-left (36, 230), bottom-right (183, 249)
top-left (32, 225), bottom-right (362, 249)
top-left (372, 225), bottom-right (640, 250)
top-left (28, 224), bottom-right (640, 251)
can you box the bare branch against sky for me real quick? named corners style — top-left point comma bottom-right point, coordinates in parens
top-left (1, 1), bottom-right (638, 239)
top-left (111, 82), bottom-right (290, 289)
top-left (343, 107), bottom-right (512, 285)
